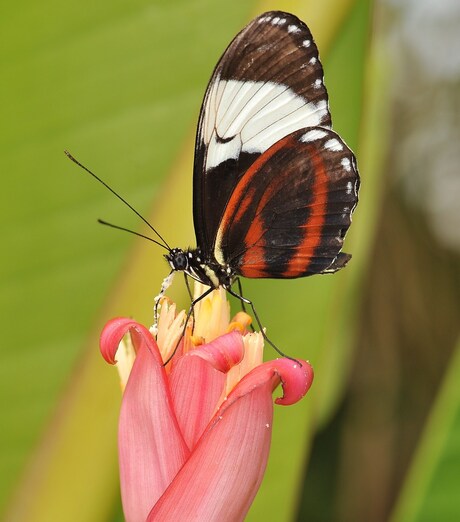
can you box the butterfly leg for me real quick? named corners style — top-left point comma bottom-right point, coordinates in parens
top-left (153, 270), bottom-right (175, 336)
top-left (163, 285), bottom-right (214, 366)
top-left (183, 273), bottom-right (196, 332)
top-left (226, 287), bottom-right (300, 364)
top-left (234, 278), bottom-right (255, 332)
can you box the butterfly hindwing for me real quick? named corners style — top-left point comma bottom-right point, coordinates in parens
top-left (213, 127), bottom-right (359, 278)
top-left (193, 11), bottom-right (331, 255)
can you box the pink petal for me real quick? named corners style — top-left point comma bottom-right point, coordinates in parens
top-left (100, 316), bottom-right (133, 364)
top-left (189, 331), bottom-right (244, 372)
top-left (238, 358), bottom-right (314, 406)
top-left (101, 318), bottom-right (190, 522)
top-left (148, 357), bottom-right (313, 521)
top-left (169, 331), bottom-right (244, 449)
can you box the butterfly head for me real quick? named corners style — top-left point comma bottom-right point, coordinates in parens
top-left (165, 247), bottom-right (234, 290)
top-left (165, 248), bottom-right (189, 272)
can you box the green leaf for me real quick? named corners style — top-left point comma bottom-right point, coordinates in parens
top-left (390, 337), bottom-right (460, 522)
top-left (1, 1), bottom-right (254, 519)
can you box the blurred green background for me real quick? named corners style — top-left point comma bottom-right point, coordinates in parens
top-left (1, 0), bottom-right (459, 520)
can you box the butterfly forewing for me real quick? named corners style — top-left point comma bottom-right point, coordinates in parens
top-left (193, 11), bottom-right (332, 255)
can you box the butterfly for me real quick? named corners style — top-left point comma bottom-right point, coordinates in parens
top-left (67, 11), bottom-right (359, 355)
top-left (163, 12), bottom-right (359, 312)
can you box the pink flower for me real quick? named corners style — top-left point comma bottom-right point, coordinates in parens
top-left (101, 287), bottom-right (314, 521)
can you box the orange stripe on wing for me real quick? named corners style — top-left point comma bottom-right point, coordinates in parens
top-left (221, 136), bottom-right (293, 224)
top-left (215, 135), bottom-right (296, 270)
top-left (283, 146), bottom-right (329, 276)
top-left (239, 247), bottom-right (268, 277)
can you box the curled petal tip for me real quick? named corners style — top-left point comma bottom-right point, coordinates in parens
top-left (226, 357), bottom-right (314, 408)
top-left (100, 317), bottom-right (160, 366)
top-left (100, 317), bottom-right (129, 364)
top-left (272, 358), bottom-right (314, 406)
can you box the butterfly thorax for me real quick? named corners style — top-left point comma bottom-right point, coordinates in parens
top-left (165, 248), bottom-right (235, 289)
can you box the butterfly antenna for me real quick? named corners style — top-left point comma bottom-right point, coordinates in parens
top-left (98, 219), bottom-right (170, 250)
top-left (64, 150), bottom-right (171, 251)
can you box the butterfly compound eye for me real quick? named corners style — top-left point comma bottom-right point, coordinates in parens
top-left (166, 249), bottom-right (189, 271)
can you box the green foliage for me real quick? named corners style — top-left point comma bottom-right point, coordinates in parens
top-left (390, 338), bottom-right (460, 522)
top-left (0, 1), bottom-right (254, 518)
